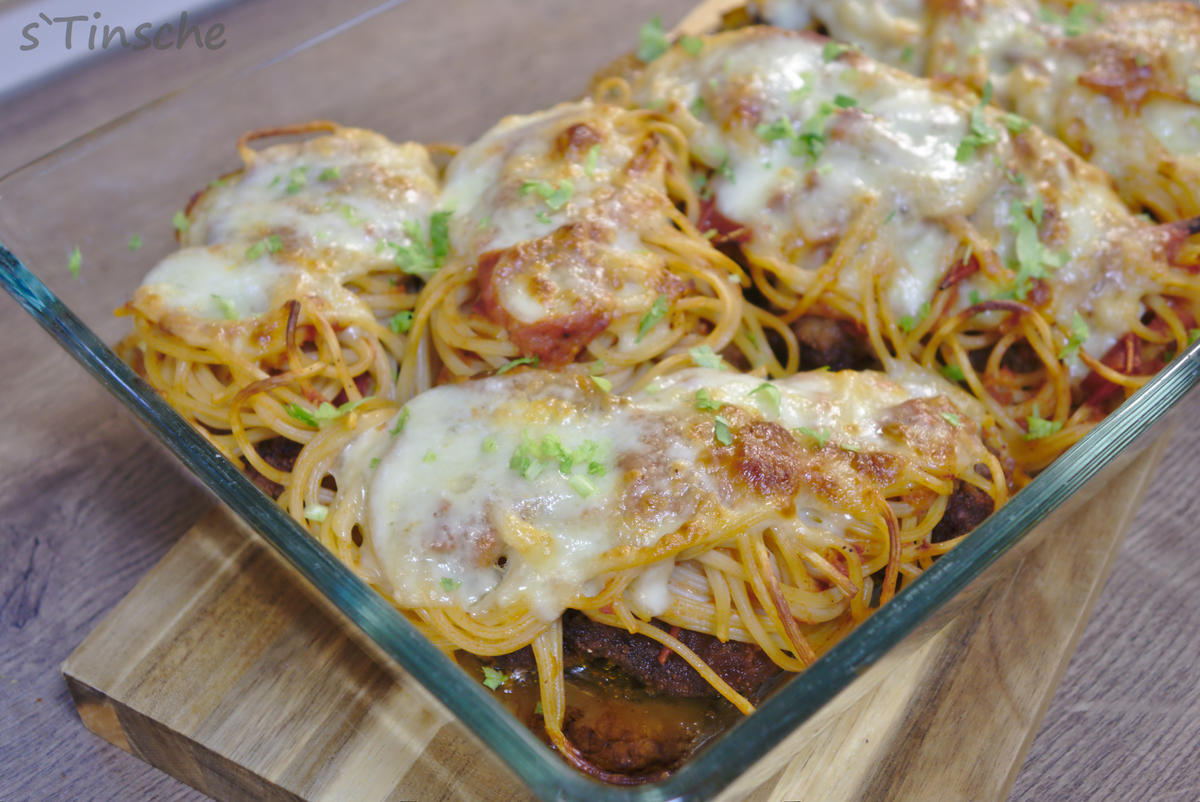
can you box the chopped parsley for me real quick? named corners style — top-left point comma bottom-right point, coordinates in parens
top-left (795, 426), bottom-right (830, 448)
top-left (440, 577), bottom-right (461, 592)
top-left (1190, 328), bottom-right (1200, 344)
top-left (521, 179), bottom-right (574, 210)
top-left (567, 474), bottom-right (597, 498)
top-left (389, 406), bottom-right (411, 436)
top-left (1024, 405), bottom-right (1063, 440)
top-left (689, 345), bottom-right (725, 370)
top-left (422, 450), bottom-right (437, 463)
top-left (482, 666), bottom-right (508, 690)
top-left (388, 310), bottom-right (414, 334)
top-left (591, 375), bottom-right (612, 392)
top-left (680, 35), bottom-right (704, 56)
top-left (636, 294), bottom-right (671, 342)
top-left (496, 356), bottom-right (539, 374)
top-left (67, 246), bottom-right (82, 278)
top-left (510, 432), bottom-right (605, 482)
top-left (1058, 312), bottom-right (1090, 359)
top-left (899, 45), bottom-right (915, 63)
top-left (756, 97), bottom-right (856, 164)
top-left (1003, 197), bottom-right (1065, 300)
top-left (211, 294), bottom-right (238, 319)
top-left (482, 436), bottom-right (498, 453)
top-left (637, 17), bottom-right (669, 63)
top-left (389, 211), bottom-right (452, 278)
top-left (694, 388), bottom-right (721, 411)
top-left (1188, 75), bottom-right (1200, 104)
top-left (584, 145), bottom-right (600, 178)
top-left (1052, 2), bottom-right (1103, 37)
top-left (941, 363), bottom-right (966, 382)
top-left (172, 211), bottom-right (190, 233)
top-left (535, 210), bottom-right (552, 224)
top-left (689, 95), bottom-right (707, 117)
top-left (303, 504), bottom-right (329, 522)
top-left (748, 382), bottom-right (782, 418)
top-left (1002, 113), bottom-right (1031, 133)
top-left (285, 166), bottom-right (309, 195)
top-left (898, 301), bottom-right (932, 334)
top-left (713, 415), bottom-right (733, 446)
top-left (956, 82), bottom-right (1000, 162)
top-left (285, 400), bottom-right (363, 428)
top-left (245, 234), bottom-right (283, 261)
top-left (717, 156), bottom-right (735, 182)
top-left (128, 234), bottom-right (143, 252)
top-left (370, 458), bottom-right (380, 469)
top-left (822, 41), bottom-right (854, 61)
top-left (317, 166), bottom-right (341, 182)
top-left (940, 411), bottom-right (962, 427)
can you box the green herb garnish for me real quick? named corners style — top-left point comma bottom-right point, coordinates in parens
top-left (1058, 312), bottom-right (1089, 359)
top-left (713, 415), bottom-right (733, 446)
top-left (689, 345), bottom-right (725, 370)
top-left (67, 246), bottom-right (82, 278)
top-left (956, 81), bottom-right (1000, 162)
top-left (637, 17), bottom-right (669, 63)
top-left (496, 356), bottom-right (539, 374)
top-left (211, 294), bottom-right (238, 320)
top-left (636, 294), bottom-right (671, 342)
top-left (388, 310), bottom-right (414, 334)
top-left (389, 407), bottom-right (411, 436)
top-left (748, 382), bottom-right (782, 417)
top-left (1024, 405), bottom-right (1063, 440)
top-left (796, 426), bottom-right (830, 448)
top-left (482, 666), bottom-right (508, 690)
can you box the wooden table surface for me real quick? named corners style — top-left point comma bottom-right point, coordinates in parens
top-left (1, 2), bottom-right (1198, 800)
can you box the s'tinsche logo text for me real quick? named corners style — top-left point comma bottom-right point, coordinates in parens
top-left (20, 11), bottom-right (226, 52)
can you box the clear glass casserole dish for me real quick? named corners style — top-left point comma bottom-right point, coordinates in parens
top-left (2, 0), bottom-right (1198, 799)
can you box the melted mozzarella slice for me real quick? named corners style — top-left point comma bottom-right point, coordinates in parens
top-left (629, 28), bottom-right (1169, 379)
top-left (335, 367), bottom-right (992, 622)
top-left (185, 126), bottom-right (441, 279)
top-left (439, 101), bottom-right (685, 364)
top-left (134, 243), bottom-right (375, 335)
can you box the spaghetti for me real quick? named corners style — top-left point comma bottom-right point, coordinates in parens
top-left (281, 366), bottom-right (1006, 779)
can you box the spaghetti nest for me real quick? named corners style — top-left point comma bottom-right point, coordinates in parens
top-left (118, 120), bottom-right (442, 483)
top-left (278, 368), bottom-right (1006, 782)
top-left (394, 100), bottom-right (793, 400)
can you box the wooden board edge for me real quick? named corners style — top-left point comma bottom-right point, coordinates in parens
top-left (65, 673), bottom-right (304, 802)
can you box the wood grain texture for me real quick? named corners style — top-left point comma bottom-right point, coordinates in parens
top-left (60, 436), bottom-right (1168, 802)
top-left (1, 0), bottom-right (1199, 800)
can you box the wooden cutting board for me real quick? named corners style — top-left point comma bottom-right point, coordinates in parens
top-left (61, 432), bottom-right (1170, 802)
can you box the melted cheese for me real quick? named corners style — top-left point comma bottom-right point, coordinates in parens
top-left (630, 28), bottom-right (1168, 380)
top-left (440, 101), bottom-right (677, 342)
top-left (336, 367), bottom-right (991, 622)
top-left (185, 127), bottom-right (441, 278)
top-left (134, 243), bottom-right (376, 334)
top-left (758, 0), bottom-right (1200, 219)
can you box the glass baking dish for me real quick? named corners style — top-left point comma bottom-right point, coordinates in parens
top-left (2, 0), bottom-right (1198, 799)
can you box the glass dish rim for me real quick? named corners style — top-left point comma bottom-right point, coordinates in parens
top-left (4, 240), bottom-right (1198, 801)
